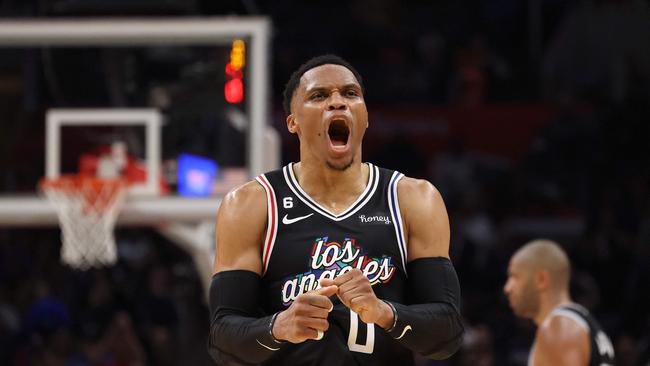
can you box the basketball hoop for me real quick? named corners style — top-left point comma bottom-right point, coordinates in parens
top-left (40, 175), bottom-right (127, 270)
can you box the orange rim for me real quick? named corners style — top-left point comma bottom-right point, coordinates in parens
top-left (40, 175), bottom-right (127, 213)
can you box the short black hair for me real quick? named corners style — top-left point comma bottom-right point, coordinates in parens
top-left (282, 54), bottom-right (364, 115)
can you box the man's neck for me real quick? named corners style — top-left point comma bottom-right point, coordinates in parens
top-left (293, 160), bottom-right (369, 215)
top-left (534, 291), bottom-right (572, 326)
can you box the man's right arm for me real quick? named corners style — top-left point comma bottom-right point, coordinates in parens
top-left (208, 181), bottom-right (279, 365)
top-left (213, 181), bottom-right (266, 275)
top-left (208, 181), bottom-right (337, 365)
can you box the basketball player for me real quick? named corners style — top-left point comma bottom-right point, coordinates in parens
top-left (207, 55), bottom-right (464, 365)
top-left (503, 239), bottom-right (615, 366)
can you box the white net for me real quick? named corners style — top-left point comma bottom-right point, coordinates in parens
top-left (41, 176), bottom-right (127, 270)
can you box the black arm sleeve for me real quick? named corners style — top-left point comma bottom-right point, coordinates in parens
top-left (384, 257), bottom-right (464, 360)
top-left (207, 270), bottom-right (285, 365)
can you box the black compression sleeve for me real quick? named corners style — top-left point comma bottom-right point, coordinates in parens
top-left (207, 270), bottom-right (285, 365)
top-left (384, 257), bottom-right (464, 359)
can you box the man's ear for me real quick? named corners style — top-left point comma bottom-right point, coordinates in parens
top-left (287, 114), bottom-right (298, 134)
top-left (535, 270), bottom-right (551, 291)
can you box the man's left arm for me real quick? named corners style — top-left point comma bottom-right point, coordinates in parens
top-left (386, 177), bottom-right (464, 359)
top-left (321, 177), bottom-right (464, 359)
top-left (533, 316), bottom-right (590, 366)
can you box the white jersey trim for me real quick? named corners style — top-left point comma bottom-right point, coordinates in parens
top-left (529, 304), bottom-right (591, 366)
top-left (387, 171), bottom-right (407, 272)
top-left (255, 174), bottom-right (278, 275)
top-left (283, 163), bottom-right (380, 222)
top-left (548, 307), bottom-right (589, 332)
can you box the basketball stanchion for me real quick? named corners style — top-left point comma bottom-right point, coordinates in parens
top-left (40, 175), bottom-right (127, 270)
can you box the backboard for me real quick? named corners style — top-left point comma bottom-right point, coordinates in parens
top-left (0, 16), bottom-right (274, 226)
top-left (0, 17), bottom-right (277, 290)
top-left (46, 108), bottom-right (161, 196)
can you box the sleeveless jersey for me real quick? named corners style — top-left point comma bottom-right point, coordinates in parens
top-left (529, 303), bottom-right (615, 366)
top-left (255, 163), bottom-right (413, 366)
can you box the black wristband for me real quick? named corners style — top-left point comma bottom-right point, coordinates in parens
top-left (380, 257), bottom-right (463, 359)
top-left (208, 270), bottom-right (287, 364)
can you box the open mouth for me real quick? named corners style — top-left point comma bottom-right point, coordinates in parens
top-left (328, 120), bottom-right (350, 146)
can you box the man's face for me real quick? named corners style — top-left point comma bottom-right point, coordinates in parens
top-left (288, 64), bottom-right (368, 170)
top-left (503, 255), bottom-right (540, 319)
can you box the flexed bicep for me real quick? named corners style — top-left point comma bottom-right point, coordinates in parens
top-left (397, 177), bottom-right (450, 261)
top-left (214, 180), bottom-right (268, 274)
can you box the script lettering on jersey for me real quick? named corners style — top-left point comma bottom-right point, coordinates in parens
top-left (358, 214), bottom-right (391, 225)
top-left (281, 237), bottom-right (396, 305)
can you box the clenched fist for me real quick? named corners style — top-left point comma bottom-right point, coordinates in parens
top-left (272, 285), bottom-right (337, 343)
top-left (320, 269), bottom-right (394, 329)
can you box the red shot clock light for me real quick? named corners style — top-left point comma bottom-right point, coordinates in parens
top-left (225, 40), bottom-right (245, 104)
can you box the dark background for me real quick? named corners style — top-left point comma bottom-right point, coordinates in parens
top-left (0, 0), bottom-right (649, 365)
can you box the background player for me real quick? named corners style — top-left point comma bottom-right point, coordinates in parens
top-left (504, 239), bottom-right (615, 366)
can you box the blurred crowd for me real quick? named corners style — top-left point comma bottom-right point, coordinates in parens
top-left (0, 0), bottom-right (649, 365)
top-left (423, 101), bottom-right (650, 366)
top-left (0, 229), bottom-right (211, 365)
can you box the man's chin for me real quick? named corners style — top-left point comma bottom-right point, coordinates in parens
top-left (512, 307), bottom-right (534, 320)
top-left (508, 303), bottom-right (524, 317)
top-left (326, 157), bottom-right (354, 171)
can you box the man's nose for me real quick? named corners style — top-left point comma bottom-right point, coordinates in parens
top-left (503, 281), bottom-right (510, 295)
top-left (327, 92), bottom-right (346, 110)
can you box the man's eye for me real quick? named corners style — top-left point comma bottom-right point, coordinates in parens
top-left (310, 93), bottom-right (325, 100)
top-left (345, 89), bottom-right (362, 98)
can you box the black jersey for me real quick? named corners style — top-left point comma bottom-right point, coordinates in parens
top-left (530, 303), bottom-right (615, 366)
top-left (254, 163), bottom-right (413, 366)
